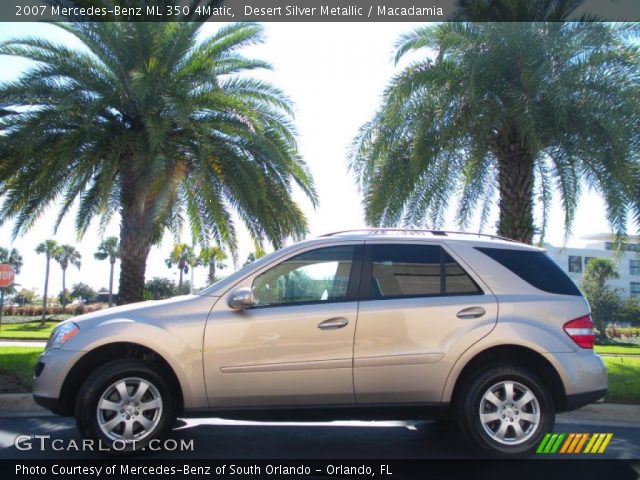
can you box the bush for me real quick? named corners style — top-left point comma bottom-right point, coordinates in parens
top-left (6, 304), bottom-right (106, 317)
top-left (606, 326), bottom-right (640, 339)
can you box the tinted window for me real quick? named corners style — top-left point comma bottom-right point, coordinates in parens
top-left (370, 244), bottom-right (481, 299)
top-left (476, 247), bottom-right (581, 296)
top-left (444, 252), bottom-right (482, 294)
top-left (252, 246), bottom-right (355, 306)
top-left (568, 255), bottom-right (582, 273)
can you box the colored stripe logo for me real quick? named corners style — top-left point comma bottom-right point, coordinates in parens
top-left (537, 433), bottom-right (613, 454)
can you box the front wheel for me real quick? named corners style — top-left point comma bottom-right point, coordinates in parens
top-left (457, 366), bottom-right (555, 457)
top-left (75, 360), bottom-right (175, 453)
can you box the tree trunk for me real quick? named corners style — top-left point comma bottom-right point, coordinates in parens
top-left (118, 208), bottom-right (153, 305)
top-left (61, 267), bottom-right (67, 313)
top-left (108, 259), bottom-right (115, 307)
top-left (208, 262), bottom-right (215, 285)
top-left (493, 132), bottom-right (535, 244)
top-left (41, 256), bottom-right (50, 325)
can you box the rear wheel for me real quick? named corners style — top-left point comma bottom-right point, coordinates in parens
top-left (75, 360), bottom-right (175, 453)
top-left (457, 366), bottom-right (554, 456)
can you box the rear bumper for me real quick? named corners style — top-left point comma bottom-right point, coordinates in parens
top-left (544, 350), bottom-right (608, 412)
top-left (564, 388), bottom-right (607, 411)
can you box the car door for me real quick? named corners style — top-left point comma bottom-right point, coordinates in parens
top-left (203, 243), bottom-right (363, 407)
top-left (353, 241), bottom-right (498, 403)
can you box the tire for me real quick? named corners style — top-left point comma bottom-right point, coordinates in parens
top-left (457, 366), bottom-right (554, 457)
top-left (75, 360), bottom-right (175, 454)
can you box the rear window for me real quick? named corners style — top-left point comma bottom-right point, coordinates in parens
top-left (475, 247), bottom-right (581, 296)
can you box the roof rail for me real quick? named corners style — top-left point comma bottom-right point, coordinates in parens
top-left (319, 228), bottom-right (518, 243)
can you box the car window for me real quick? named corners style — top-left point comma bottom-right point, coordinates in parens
top-left (370, 244), bottom-right (481, 299)
top-left (252, 246), bottom-right (355, 307)
top-left (444, 251), bottom-right (482, 294)
top-left (475, 247), bottom-right (581, 296)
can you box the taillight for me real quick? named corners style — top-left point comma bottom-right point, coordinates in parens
top-left (563, 315), bottom-right (595, 349)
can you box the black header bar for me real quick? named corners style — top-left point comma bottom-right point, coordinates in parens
top-left (2, 0), bottom-right (640, 22)
top-left (2, 459), bottom-right (640, 480)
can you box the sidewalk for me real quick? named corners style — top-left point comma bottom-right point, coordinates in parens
top-left (0, 340), bottom-right (46, 347)
top-left (598, 353), bottom-right (640, 358)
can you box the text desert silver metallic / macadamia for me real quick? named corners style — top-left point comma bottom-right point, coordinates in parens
top-left (245, 6), bottom-right (364, 16)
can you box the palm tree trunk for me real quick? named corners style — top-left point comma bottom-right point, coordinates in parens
top-left (41, 256), bottom-right (50, 326)
top-left (118, 208), bottom-right (153, 305)
top-left (108, 259), bottom-right (115, 307)
top-left (494, 134), bottom-right (535, 244)
top-left (61, 267), bottom-right (67, 313)
top-left (178, 268), bottom-right (183, 290)
top-left (208, 262), bottom-right (215, 284)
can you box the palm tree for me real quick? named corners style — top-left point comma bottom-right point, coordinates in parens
top-left (0, 17), bottom-right (317, 304)
top-left (94, 236), bottom-right (120, 307)
top-left (35, 240), bottom-right (59, 325)
top-left (582, 258), bottom-right (619, 290)
top-left (351, 20), bottom-right (640, 243)
top-left (581, 257), bottom-right (620, 339)
top-left (54, 245), bottom-right (81, 312)
top-left (0, 247), bottom-right (23, 274)
top-left (166, 243), bottom-right (196, 292)
top-left (199, 246), bottom-right (227, 285)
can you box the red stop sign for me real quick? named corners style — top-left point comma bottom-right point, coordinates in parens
top-left (0, 265), bottom-right (15, 288)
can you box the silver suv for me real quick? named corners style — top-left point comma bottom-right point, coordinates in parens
top-left (33, 229), bottom-right (607, 456)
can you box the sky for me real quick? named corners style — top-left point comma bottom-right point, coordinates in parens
top-left (0, 21), bottom-right (629, 297)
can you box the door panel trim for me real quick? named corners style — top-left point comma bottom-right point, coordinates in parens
top-left (354, 353), bottom-right (444, 368)
top-left (220, 358), bottom-right (351, 374)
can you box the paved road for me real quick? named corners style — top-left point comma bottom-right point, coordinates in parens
top-left (0, 416), bottom-right (639, 459)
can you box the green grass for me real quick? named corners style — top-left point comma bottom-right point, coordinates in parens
top-left (0, 346), bottom-right (44, 391)
top-left (0, 321), bottom-right (57, 339)
top-left (595, 344), bottom-right (640, 355)
top-left (602, 357), bottom-right (640, 404)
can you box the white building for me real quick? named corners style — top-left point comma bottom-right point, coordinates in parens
top-left (544, 234), bottom-right (640, 298)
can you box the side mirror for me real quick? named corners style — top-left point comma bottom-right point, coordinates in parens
top-left (227, 287), bottom-right (253, 310)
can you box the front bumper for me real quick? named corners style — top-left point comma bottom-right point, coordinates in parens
top-left (32, 348), bottom-right (84, 415)
top-left (33, 394), bottom-right (61, 414)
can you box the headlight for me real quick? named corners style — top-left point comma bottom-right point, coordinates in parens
top-left (46, 322), bottom-right (80, 350)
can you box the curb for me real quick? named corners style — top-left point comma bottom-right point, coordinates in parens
top-left (0, 340), bottom-right (47, 347)
top-left (557, 402), bottom-right (640, 425)
top-left (0, 393), bottom-right (43, 412)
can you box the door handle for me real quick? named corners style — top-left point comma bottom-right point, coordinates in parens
top-left (456, 306), bottom-right (486, 319)
top-left (318, 317), bottom-right (349, 330)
